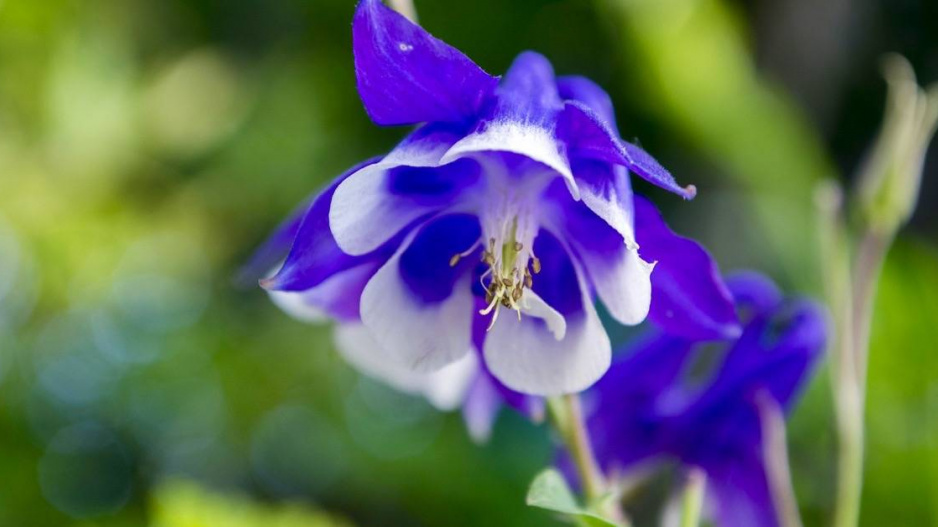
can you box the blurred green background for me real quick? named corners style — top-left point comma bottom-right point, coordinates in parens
top-left (0, 0), bottom-right (935, 525)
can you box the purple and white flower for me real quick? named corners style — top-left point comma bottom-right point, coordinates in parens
top-left (249, 0), bottom-right (737, 396)
top-left (568, 272), bottom-right (828, 527)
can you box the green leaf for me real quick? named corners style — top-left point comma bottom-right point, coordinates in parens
top-left (525, 469), bottom-right (619, 527)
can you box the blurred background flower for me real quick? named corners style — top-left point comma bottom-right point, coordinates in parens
top-left (0, 0), bottom-right (935, 525)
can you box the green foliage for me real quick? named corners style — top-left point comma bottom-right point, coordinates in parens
top-left (150, 480), bottom-right (352, 527)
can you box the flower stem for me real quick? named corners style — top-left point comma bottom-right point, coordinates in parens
top-left (561, 394), bottom-right (605, 503)
top-left (817, 187), bottom-right (901, 527)
top-left (548, 394), bottom-right (627, 524)
top-left (757, 391), bottom-right (805, 527)
top-left (679, 468), bottom-right (706, 527)
top-left (832, 228), bottom-right (890, 527)
top-left (816, 181), bottom-right (864, 527)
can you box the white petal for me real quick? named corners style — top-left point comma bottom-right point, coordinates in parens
top-left (268, 289), bottom-right (327, 322)
top-left (518, 289), bottom-right (566, 340)
top-left (359, 245), bottom-right (474, 373)
top-left (440, 121), bottom-right (580, 200)
top-left (330, 130), bottom-right (458, 256)
top-left (484, 301), bottom-right (610, 396)
top-left (484, 261), bottom-right (611, 395)
top-left (422, 353), bottom-right (479, 410)
top-left (334, 324), bottom-right (478, 411)
top-left (585, 246), bottom-right (655, 326)
top-left (579, 165), bottom-right (637, 248)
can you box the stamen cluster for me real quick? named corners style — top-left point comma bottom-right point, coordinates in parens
top-left (477, 236), bottom-right (541, 330)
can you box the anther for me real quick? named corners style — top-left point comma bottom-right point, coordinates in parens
top-left (531, 256), bottom-right (541, 274)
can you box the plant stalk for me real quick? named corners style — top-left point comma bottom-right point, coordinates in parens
top-left (679, 468), bottom-right (706, 527)
top-left (549, 394), bottom-right (628, 525)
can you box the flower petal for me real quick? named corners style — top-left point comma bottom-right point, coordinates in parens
top-left (634, 196), bottom-right (740, 340)
top-left (352, 0), bottom-right (497, 126)
top-left (238, 192), bottom-right (318, 287)
top-left (330, 124), bottom-right (480, 255)
top-left (557, 76), bottom-right (619, 133)
top-left (554, 187), bottom-right (654, 326)
top-left (334, 324), bottom-right (478, 410)
top-left (725, 271), bottom-right (783, 315)
top-left (586, 331), bottom-right (697, 469)
top-left (441, 52), bottom-right (578, 199)
top-left (559, 101), bottom-right (696, 199)
top-left (359, 215), bottom-right (479, 372)
top-left (483, 230), bottom-right (611, 395)
top-left (706, 457), bottom-right (778, 527)
top-left (518, 289), bottom-right (566, 340)
top-left (462, 372), bottom-right (502, 442)
top-left (262, 159), bottom-right (393, 292)
top-left (703, 299), bottom-right (827, 413)
top-left (268, 261), bottom-right (381, 322)
top-left (572, 159), bottom-right (637, 247)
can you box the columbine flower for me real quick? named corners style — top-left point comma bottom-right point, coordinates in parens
top-left (568, 272), bottom-right (827, 527)
top-left (249, 0), bottom-right (738, 396)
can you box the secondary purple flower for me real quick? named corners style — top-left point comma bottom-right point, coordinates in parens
top-left (251, 0), bottom-right (738, 396)
top-left (570, 273), bottom-right (827, 527)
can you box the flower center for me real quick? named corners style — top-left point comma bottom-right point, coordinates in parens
top-left (478, 215), bottom-right (542, 329)
top-left (447, 154), bottom-right (554, 330)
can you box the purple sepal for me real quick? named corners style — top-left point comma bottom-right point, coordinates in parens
top-left (353, 0), bottom-right (497, 126)
top-left (634, 196), bottom-right (740, 340)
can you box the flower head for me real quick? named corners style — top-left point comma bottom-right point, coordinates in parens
top-left (571, 272), bottom-right (828, 526)
top-left (248, 0), bottom-right (737, 396)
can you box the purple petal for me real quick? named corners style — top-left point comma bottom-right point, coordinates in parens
top-left (623, 141), bottom-right (697, 200)
top-left (261, 159), bottom-right (395, 292)
top-left (707, 299), bottom-right (827, 413)
top-left (706, 457), bottom-right (778, 527)
top-left (462, 372), bottom-right (502, 443)
top-left (492, 51), bottom-right (563, 126)
top-left (352, 0), bottom-right (497, 126)
top-left (675, 299), bottom-right (826, 470)
top-left (725, 271), bottom-right (784, 315)
top-left (398, 214), bottom-right (481, 303)
top-left (528, 229), bottom-right (584, 317)
top-left (558, 102), bottom-right (696, 199)
top-left (634, 196), bottom-right (740, 340)
top-left (238, 192), bottom-right (317, 287)
top-left (586, 331), bottom-right (697, 470)
top-left (557, 76), bottom-right (619, 134)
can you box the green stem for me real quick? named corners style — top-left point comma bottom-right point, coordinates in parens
top-left (680, 468), bottom-right (706, 527)
top-left (556, 394), bottom-right (605, 503)
top-left (817, 181), bottom-right (864, 527)
top-left (548, 394), bottom-right (627, 525)
top-left (818, 181), bottom-right (896, 527)
top-left (833, 228), bottom-right (891, 527)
